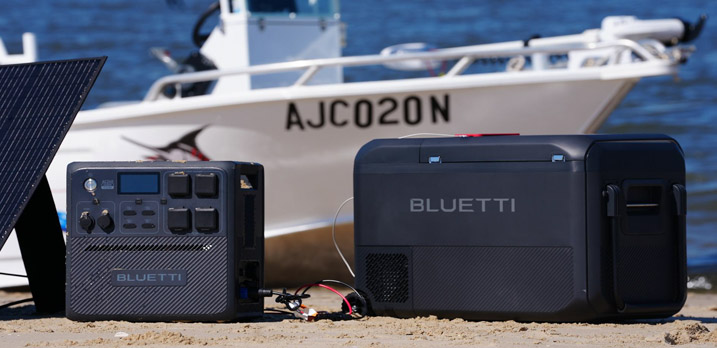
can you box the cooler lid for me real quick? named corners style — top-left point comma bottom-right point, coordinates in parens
top-left (354, 134), bottom-right (679, 164)
top-left (418, 134), bottom-right (679, 163)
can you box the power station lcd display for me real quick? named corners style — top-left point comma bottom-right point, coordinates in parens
top-left (118, 173), bottom-right (160, 194)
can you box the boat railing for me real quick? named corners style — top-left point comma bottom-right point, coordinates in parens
top-left (0, 33), bottom-right (37, 65)
top-left (143, 39), bottom-right (665, 102)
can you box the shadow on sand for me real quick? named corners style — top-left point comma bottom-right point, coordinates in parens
top-left (0, 304), bottom-right (63, 321)
top-left (1, 301), bottom-right (713, 324)
top-left (0, 303), bottom-right (354, 323)
top-left (633, 316), bottom-right (717, 324)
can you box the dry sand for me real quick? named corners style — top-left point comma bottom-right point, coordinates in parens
top-left (1, 289), bottom-right (716, 348)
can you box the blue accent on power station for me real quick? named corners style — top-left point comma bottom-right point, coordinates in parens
top-left (58, 211), bottom-right (67, 231)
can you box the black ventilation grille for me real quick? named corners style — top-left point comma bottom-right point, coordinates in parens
top-left (365, 253), bottom-right (409, 303)
top-left (243, 195), bottom-right (255, 248)
top-left (84, 243), bottom-right (213, 252)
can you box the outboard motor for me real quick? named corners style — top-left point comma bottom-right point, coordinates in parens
top-left (151, 48), bottom-right (217, 98)
top-left (600, 15), bottom-right (706, 46)
top-left (151, 1), bottom-right (220, 98)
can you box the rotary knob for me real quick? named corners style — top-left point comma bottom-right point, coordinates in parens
top-left (79, 211), bottom-right (94, 233)
top-left (97, 209), bottom-right (114, 233)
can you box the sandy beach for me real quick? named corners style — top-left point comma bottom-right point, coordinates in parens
top-left (1, 289), bottom-right (716, 347)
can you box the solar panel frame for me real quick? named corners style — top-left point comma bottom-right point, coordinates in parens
top-left (0, 57), bottom-right (106, 250)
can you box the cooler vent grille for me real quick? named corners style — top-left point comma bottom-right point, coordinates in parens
top-left (365, 253), bottom-right (409, 303)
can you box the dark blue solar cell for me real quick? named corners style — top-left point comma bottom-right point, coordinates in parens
top-left (0, 57), bottom-right (106, 250)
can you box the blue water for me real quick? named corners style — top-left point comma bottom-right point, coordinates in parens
top-left (1, 1), bottom-right (716, 268)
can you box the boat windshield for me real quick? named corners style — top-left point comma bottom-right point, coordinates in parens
top-left (237, 0), bottom-right (339, 18)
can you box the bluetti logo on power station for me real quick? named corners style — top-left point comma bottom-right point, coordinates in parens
top-left (410, 198), bottom-right (516, 213)
top-left (111, 270), bottom-right (187, 287)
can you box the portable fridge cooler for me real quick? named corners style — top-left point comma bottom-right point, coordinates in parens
top-left (353, 134), bottom-right (686, 322)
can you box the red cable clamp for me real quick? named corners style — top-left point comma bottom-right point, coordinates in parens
top-left (455, 133), bottom-right (520, 137)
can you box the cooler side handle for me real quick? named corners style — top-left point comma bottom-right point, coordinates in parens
top-left (604, 184), bottom-right (686, 314)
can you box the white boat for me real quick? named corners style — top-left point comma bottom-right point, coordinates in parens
top-left (0, 0), bottom-right (704, 287)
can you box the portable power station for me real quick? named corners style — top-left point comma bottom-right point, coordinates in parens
top-left (66, 161), bottom-right (264, 322)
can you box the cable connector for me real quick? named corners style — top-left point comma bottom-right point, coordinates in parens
top-left (290, 305), bottom-right (318, 321)
top-left (256, 288), bottom-right (273, 297)
top-left (261, 288), bottom-right (316, 320)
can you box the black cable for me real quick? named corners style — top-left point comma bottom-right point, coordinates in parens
top-left (0, 298), bottom-right (33, 310)
top-left (300, 279), bottom-right (368, 318)
top-left (0, 272), bottom-right (27, 278)
top-left (264, 308), bottom-right (295, 315)
top-left (300, 280), bottom-right (362, 300)
top-left (260, 284), bottom-right (368, 319)
top-left (258, 288), bottom-right (311, 312)
top-left (273, 289), bottom-right (310, 302)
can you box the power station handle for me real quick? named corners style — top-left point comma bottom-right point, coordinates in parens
top-left (672, 184), bottom-right (688, 310)
top-left (605, 184), bottom-right (687, 314)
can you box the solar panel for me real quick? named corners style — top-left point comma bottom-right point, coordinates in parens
top-left (0, 57), bottom-right (105, 313)
top-left (0, 57), bottom-right (105, 250)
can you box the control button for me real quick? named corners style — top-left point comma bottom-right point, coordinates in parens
top-left (79, 211), bottom-right (94, 233)
top-left (195, 173), bottom-right (217, 197)
top-left (167, 208), bottom-right (191, 233)
top-left (141, 223), bottom-right (156, 229)
top-left (123, 223), bottom-right (137, 229)
top-left (83, 178), bottom-right (97, 192)
top-left (168, 173), bottom-right (191, 197)
top-left (123, 210), bottom-right (137, 216)
top-left (195, 207), bottom-right (218, 232)
top-left (97, 209), bottom-right (114, 233)
top-left (141, 210), bottom-right (156, 216)
top-left (135, 199), bottom-right (143, 205)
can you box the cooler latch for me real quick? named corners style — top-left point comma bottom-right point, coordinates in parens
top-left (605, 184), bottom-right (624, 217)
top-left (672, 184), bottom-right (686, 216)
